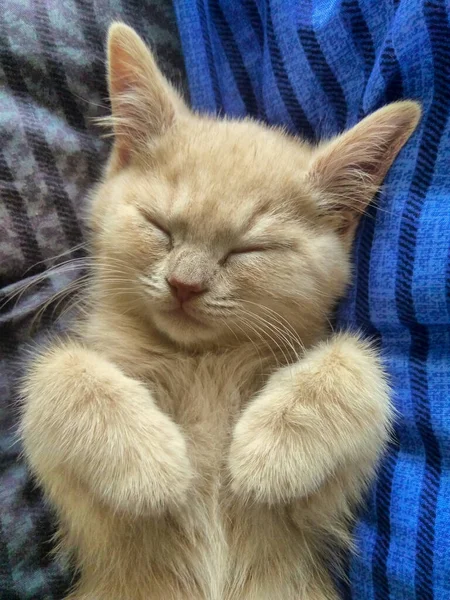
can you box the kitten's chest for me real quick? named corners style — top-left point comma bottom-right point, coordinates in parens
top-left (148, 354), bottom-right (259, 434)
top-left (100, 338), bottom-right (271, 484)
top-left (127, 353), bottom-right (264, 478)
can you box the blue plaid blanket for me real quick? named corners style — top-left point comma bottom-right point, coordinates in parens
top-left (175, 1), bottom-right (450, 599)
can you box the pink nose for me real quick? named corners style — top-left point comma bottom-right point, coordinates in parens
top-left (166, 276), bottom-right (206, 303)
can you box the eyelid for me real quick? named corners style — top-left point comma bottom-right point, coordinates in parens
top-left (229, 246), bottom-right (268, 255)
top-left (150, 218), bottom-right (171, 237)
top-left (226, 241), bottom-right (294, 260)
top-left (139, 210), bottom-right (171, 237)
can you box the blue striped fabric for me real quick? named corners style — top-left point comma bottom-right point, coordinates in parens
top-left (174, 1), bottom-right (450, 598)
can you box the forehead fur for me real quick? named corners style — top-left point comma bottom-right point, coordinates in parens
top-left (128, 115), bottom-right (318, 232)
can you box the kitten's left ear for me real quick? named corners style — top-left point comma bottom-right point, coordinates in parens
top-left (106, 23), bottom-right (186, 168)
top-left (306, 101), bottom-right (421, 241)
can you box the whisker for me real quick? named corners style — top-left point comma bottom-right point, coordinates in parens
top-left (239, 299), bottom-right (305, 354)
top-left (234, 313), bottom-right (283, 368)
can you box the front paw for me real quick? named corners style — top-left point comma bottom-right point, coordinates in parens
top-left (21, 343), bottom-right (195, 518)
top-left (228, 368), bottom-right (334, 504)
top-left (92, 411), bottom-right (194, 517)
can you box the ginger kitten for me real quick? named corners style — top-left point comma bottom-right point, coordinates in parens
top-left (21, 23), bottom-right (420, 600)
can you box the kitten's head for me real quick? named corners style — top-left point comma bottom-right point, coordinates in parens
top-left (89, 23), bottom-right (420, 348)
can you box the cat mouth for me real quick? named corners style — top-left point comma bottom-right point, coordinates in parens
top-left (165, 305), bottom-right (206, 326)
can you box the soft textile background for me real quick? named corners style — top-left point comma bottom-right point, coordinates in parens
top-left (175, 0), bottom-right (450, 599)
top-left (1, 0), bottom-right (449, 598)
top-left (0, 1), bottom-right (185, 597)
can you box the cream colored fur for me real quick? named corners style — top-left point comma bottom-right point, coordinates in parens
top-left (20, 23), bottom-right (421, 600)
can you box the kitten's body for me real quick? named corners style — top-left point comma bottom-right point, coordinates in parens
top-left (20, 24), bottom-right (420, 600)
top-left (28, 312), bottom-right (342, 600)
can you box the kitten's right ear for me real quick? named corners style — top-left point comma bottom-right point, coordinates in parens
top-left (305, 101), bottom-right (421, 244)
top-left (106, 23), bottom-right (184, 168)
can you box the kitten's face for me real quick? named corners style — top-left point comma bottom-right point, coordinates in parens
top-left (93, 118), bottom-right (349, 346)
top-left (88, 24), bottom-right (420, 348)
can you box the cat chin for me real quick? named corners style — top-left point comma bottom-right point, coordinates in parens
top-left (151, 309), bottom-right (220, 347)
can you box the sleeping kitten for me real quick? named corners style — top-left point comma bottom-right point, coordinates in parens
top-left (20, 23), bottom-right (420, 600)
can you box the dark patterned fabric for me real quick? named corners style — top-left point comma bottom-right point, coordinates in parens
top-left (0, 1), bottom-right (185, 598)
top-left (175, 1), bottom-right (450, 599)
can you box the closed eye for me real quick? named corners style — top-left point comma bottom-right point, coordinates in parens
top-left (148, 218), bottom-right (171, 238)
top-left (139, 210), bottom-right (172, 240)
top-left (223, 242), bottom-right (294, 263)
top-left (221, 246), bottom-right (269, 264)
top-left (229, 246), bottom-right (267, 255)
